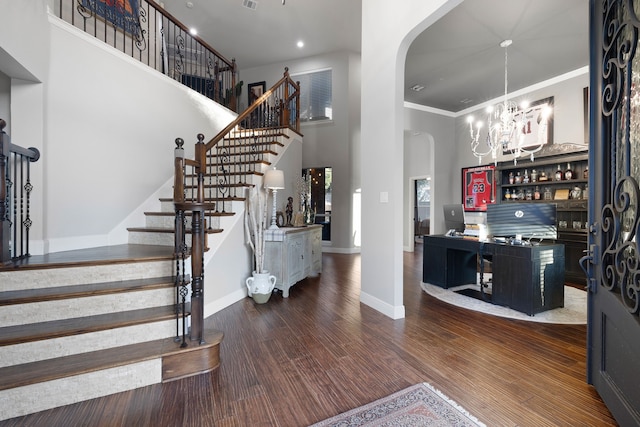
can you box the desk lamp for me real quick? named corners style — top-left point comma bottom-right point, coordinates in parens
top-left (264, 168), bottom-right (285, 229)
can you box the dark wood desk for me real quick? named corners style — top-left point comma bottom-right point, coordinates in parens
top-left (423, 235), bottom-right (565, 315)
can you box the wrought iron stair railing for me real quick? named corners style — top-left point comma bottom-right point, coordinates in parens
top-left (173, 68), bottom-right (300, 343)
top-left (0, 119), bottom-right (41, 265)
top-left (55, 0), bottom-right (240, 111)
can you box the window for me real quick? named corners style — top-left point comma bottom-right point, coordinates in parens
top-left (294, 69), bottom-right (332, 122)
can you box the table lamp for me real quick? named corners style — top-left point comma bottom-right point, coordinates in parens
top-left (264, 168), bottom-right (285, 229)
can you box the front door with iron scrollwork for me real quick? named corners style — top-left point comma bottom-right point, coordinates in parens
top-left (587, 1), bottom-right (640, 424)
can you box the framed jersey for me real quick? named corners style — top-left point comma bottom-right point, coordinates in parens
top-left (462, 165), bottom-right (496, 212)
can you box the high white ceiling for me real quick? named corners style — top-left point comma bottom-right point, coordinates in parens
top-left (159, 0), bottom-right (362, 69)
top-left (161, 0), bottom-right (589, 113)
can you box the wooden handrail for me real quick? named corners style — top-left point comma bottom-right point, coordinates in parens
top-left (204, 69), bottom-right (300, 153)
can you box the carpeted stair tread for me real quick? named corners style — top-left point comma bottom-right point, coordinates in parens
top-left (0, 304), bottom-right (188, 346)
top-left (0, 328), bottom-right (223, 391)
top-left (0, 276), bottom-right (175, 306)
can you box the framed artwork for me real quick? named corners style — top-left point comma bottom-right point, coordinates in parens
top-left (462, 165), bottom-right (496, 212)
top-left (248, 81), bottom-right (266, 106)
top-left (80, 0), bottom-right (140, 34)
top-left (503, 96), bottom-right (554, 152)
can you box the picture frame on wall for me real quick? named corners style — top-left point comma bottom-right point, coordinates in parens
top-left (462, 165), bottom-right (496, 212)
top-left (248, 81), bottom-right (266, 106)
top-left (503, 96), bottom-right (554, 153)
top-left (80, 0), bottom-right (140, 35)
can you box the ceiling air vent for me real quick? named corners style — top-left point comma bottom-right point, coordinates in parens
top-left (243, 0), bottom-right (258, 10)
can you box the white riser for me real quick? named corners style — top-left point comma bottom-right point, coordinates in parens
top-left (128, 231), bottom-right (185, 247)
top-left (146, 214), bottom-right (221, 230)
top-left (161, 199), bottom-right (175, 212)
top-left (0, 260), bottom-right (174, 292)
top-left (0, 359), bottom-right (161, 421)
top-left (0, 288), bottom-right (175, 327)
top-left (0, 319), bottom-right (181, 368)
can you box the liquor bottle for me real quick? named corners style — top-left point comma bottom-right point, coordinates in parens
top-left (555, 165), bottom-right (563, 181)
top-left (508, 172), bottom-right (514, 184)
top-left (531, 169), bottom-right (538, 182)
top-left (565, 163), bottom-right (573, 180)
top-left (583, 166), bottom-right (589, 179)
top-left (523, 169), bottom-right (530, 184)
top-left (515, 171), bottom-right (522, 184)
top-left (505, 189), bottom-right (511, 200)
top-left (544, 187), bottom-right (552, 200)
top-left (534, 186), bottom-right (541, 200)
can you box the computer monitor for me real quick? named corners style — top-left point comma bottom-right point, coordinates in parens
top-left (443, 203), bottom-right (466, 232)
top-left (487, 202), bottom-right (557, 240)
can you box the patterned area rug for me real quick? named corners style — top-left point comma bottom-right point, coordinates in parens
top-left (310, 383), bottom-right (485, 427)
top-left (421, 279), bottom-right (587, 324)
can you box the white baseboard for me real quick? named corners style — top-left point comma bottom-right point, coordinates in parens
top-left (203, 288), bottom-right (246, 319)
top-left (359, 291), bottom-right (405, 320)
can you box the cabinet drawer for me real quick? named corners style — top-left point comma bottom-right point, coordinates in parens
top-left (559, 200), bottom-right (587, 210)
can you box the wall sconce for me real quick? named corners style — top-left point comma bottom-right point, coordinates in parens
top-left (264, 168), bottom-right (285, 229)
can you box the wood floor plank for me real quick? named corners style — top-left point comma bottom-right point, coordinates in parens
top-left (0, 244), bottom-right (617, 426)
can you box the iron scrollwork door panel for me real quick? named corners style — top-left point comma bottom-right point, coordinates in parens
top-left (590, 0), bottom-right (640, 424)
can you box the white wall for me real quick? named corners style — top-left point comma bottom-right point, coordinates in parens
top-left (404, 107), bottom-right (456, 240)
top-left (361, 0), bottom-right (463, 319)
top-left (0, 6), bottom-right (238, 253)
top-left (0, 1), bottom-right (49, 82)
top-left (239, 50), bottom-right (361, 253)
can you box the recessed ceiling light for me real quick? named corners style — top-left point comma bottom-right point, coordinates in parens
top-left (186, 1), bottom-right (194, 8)
top-left (297, 40), bottom-right (304, 48)
top-left (410, 84), bottom-right (425, 92)
top-left (190, 28), bottom-right (197, 36)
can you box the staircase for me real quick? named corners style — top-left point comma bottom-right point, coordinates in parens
top-left (0, 128), bottom-right (294, 421)
top-left (126, 129), bottom-right (289, 248)
top-left (0, 246), bottom-right (223, 421)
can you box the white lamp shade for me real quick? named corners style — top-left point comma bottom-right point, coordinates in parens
top-left (264, 169), bottom-right (285, 189)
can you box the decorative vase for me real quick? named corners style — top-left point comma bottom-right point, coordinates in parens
top-left (246, 271), bottom-right (277, 304)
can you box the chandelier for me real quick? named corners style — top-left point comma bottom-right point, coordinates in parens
top-left (468, 40), bottom-right (552, 165)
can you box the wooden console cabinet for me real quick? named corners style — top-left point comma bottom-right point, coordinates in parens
top-left (263, 225), bottom-right (322, 297)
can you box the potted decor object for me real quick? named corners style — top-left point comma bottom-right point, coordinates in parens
top-left (244, 184), bottom-right (277, 303)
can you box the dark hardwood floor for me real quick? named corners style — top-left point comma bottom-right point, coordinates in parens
top-left (1, 242), bottom-right (616, 426)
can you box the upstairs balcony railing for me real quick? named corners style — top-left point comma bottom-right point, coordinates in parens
top-left (0, 119), bottom-right (41, 265)
top-left (55, 0), bottom-right (240, 111)
top-left (173, 69), bottom-right (300, 344)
